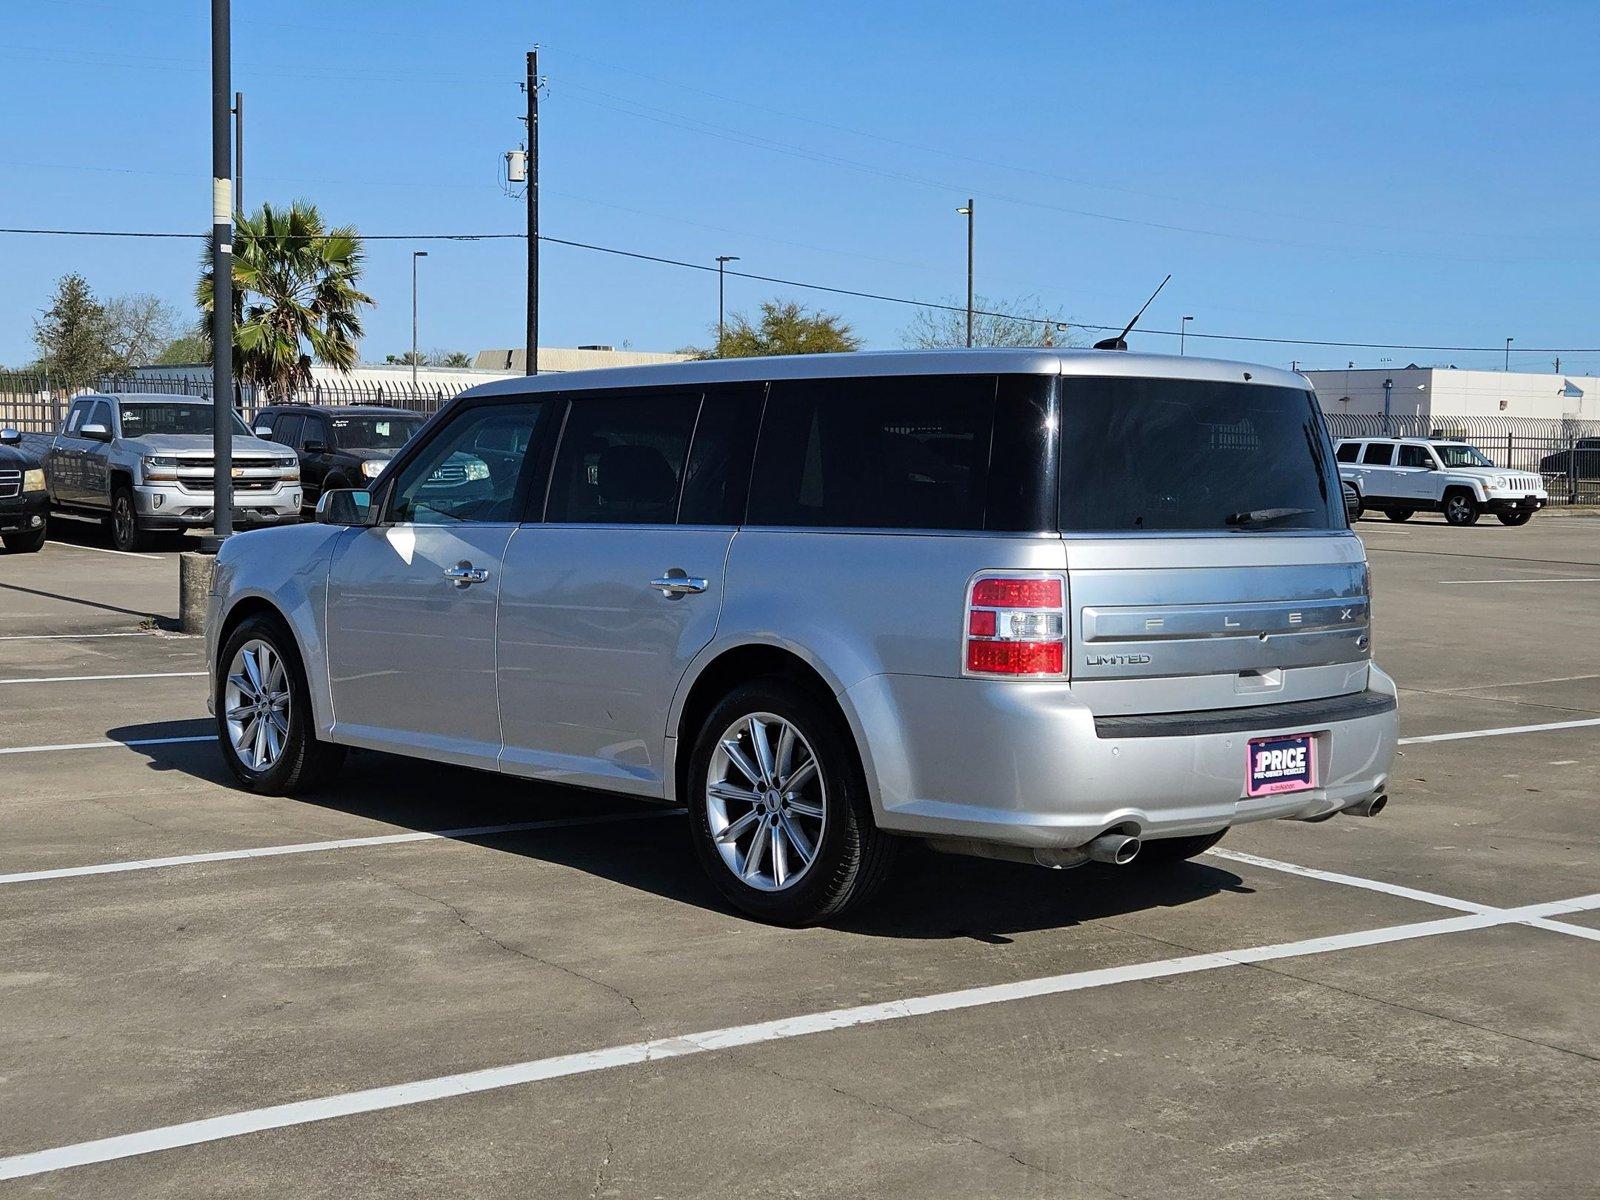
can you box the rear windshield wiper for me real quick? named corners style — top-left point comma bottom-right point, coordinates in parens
top-left (1225, 507), bottom-right (1314, 527)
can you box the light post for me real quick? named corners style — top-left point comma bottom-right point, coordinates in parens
top-left (411, 251), bottom-right (428, 389)
top-left (716, 255), bottom-right (739, 353)
top-left (1505, 337), bottom-right (1514, 371)
top-left (208, 0), bottom-right (233, 548)
top-left (1180, 315), bottom-right (1193, 356)
top-left (1382, 377), bottom-right (1393, 436)
top-left (956, 200), bottom-right (974, 347)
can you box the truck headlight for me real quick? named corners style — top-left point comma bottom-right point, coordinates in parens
top-left (142, 455), bottom-right (179, 482)
top-left (273, 456), bottom-right (300, 480)
top-left (464, 460), bottom-right (490, 482)
top-left (360, 459), bottom-right (388, 480)
top-left (23, 468), bottom-right (45, 492)
top-left (1489, 475), bottom-right (1508, 490)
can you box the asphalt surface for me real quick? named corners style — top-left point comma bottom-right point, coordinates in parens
top-left (1, 515), bottom-right (1597, 1197)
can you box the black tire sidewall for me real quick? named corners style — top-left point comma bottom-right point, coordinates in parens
top-left (686, 680), bottom-right (876, 925)
top-left (1497, 511), bottom-right (1532, 526)
top-left (215, 613), bottom-right (314, 793)
top-left (111, 488), bottom-right (141, 551)
top-left (1444, 492), bottom-right (1479, 526)
top-left (2, 525), bottom-right (46, 553)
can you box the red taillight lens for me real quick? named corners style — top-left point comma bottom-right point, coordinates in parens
top-left (966, 640), bottom-right (1063, 675)
top-left (971, 577), bottom-right (1062, 609)
top-left (967, 609), bottom-right (997, 637)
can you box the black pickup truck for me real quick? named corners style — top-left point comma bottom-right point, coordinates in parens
top-left (0, 427), bottom-right (49, 553)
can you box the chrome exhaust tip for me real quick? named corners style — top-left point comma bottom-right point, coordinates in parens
top-left (1086, 832), bottom-right (1142, 865)
top-left (1344, 792), bottom-right (1388, 818)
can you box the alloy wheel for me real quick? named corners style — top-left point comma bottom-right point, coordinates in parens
top-left (224, 638), bottom-right (291, 771)
top-left (705, 712), bottom-right (827, 892)
top-left (114, 496), bottom-right (134, 548)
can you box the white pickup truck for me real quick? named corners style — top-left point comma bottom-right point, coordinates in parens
top-left (1335, 436), bottom-right (1547, 527)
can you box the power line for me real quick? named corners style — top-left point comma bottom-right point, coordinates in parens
top-left (3, 224), bottom-right (1596, 355)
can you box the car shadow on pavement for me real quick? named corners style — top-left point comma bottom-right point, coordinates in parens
top-left (108, 720), bottom-right (1249, 940)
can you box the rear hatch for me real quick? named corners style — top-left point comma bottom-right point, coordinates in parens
top-left (1058, 371), bottom-right (1370, 716)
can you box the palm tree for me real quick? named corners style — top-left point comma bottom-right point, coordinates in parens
top-left (198, 201), bottom-right (374, 399)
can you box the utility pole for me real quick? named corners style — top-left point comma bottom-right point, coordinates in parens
top-left (411, 251), bottom-right (428, 389)
top-left (716, 255), bottom-right (739, 352)
top-left (956, 199), bottom-right (974, 347)
top-left (525, 48), bottom-right (539, 375)
top-left (1504, 337), bottom-right (1513, 372)
top-left (1382, 377), bottom-right (1393, 436)
top-left (209, 0), bottom-right (234, 545)
top-left (1180, 315), bottom-right (1193, 356)
top-left (232, 91), bottom-right (243, 215)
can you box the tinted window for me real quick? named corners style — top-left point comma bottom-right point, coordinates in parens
top-left (388, 401), bottom-right (548, 525)
top-left (1058, 377), bottom-right (1343, 533)
top-left (328, 413), bottom-right (422, 451)
top-left (546, 393), bottom-right (700, 524)
top-left (679, 384), bottom-right (763, 525)
top-left (1335, 441), bottom-right (1361, 463)
top-left (748, 375), bottom-right (1004, 531)
top-left (1398, 444), bottom-right (1433, 468)
top-left (65, 401), bottom-right (90, 434)
top-left (272, 413), bottom-right (303, 449)
top-left (119, 402), bottom-right (251, 437)
top-left (301, 415), bottom-right (331, 449)
top-left (90, 400), bottom-right (113, 430)
top-left (1362, 442), bottom-right (1394, 465)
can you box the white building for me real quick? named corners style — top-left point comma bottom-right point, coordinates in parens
top-left (1304, 366), bottom-right (1593, 423)
top-left (472, 346), bottom-right (691, 373)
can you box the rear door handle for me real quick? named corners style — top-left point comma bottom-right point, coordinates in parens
top-left (650, 571), bottom-right (708, 597)
top-left (444, 562), bottom-right (490, 588)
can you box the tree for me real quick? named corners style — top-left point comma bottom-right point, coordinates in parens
top-left (32, 273), bottom-right (116, 388)
top-left (900, 295), bottom-right (1082, 349)
top-left (384, 351), bottom-right (428, 366)
top-left (689, 300), bottom-right (860, 359)
top-left (431, 350), bottom-right (471, 367)
top-left (104, 294), bottom-right (183, 368)
top-left (198, 201), bottom-right (374, 400)
top-left (155, 328), bottom-right (209, 365)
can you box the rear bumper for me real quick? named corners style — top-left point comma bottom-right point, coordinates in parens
top-left (843, 665), bottom-right (1399, 849)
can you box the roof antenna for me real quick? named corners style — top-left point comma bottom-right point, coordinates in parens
top-left (1093, 274), bottom-right (1171, 351)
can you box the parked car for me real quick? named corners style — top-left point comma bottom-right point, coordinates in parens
top-left (42, 393), bottom-right (302, 551)
top-left (1538, 436), bottom-right (1600, 480)
top-left (252, 404), bottom-right (426, 510)
top-left (207, 351), bottom-right (1397, 925)
top-left (1334, 436), bottom-right (1547, 526)
top-left (0, 427), bottom-right (49, 553)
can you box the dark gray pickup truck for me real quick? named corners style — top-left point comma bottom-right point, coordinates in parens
top-left (0, 427), bottom-right (49, 553)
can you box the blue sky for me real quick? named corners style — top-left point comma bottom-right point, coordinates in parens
top-left (3, 0), bottom-right (1599, 374)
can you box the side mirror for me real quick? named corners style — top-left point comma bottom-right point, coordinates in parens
top-left (302, 439), bottom-right (328, 454)
top-left (253, 425), bottom-right (276, 439)
top-left (0, 428), bottom-right (20, 446)
top-left (316, 488), bottom-right (376, 527)
top-left (81, 422), bottom-right (112, 442)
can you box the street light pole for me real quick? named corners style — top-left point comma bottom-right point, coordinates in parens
top-left (1180, 315), bottom-right (1193, 356)
top-left (411, 251), bottom-right (428, 389)
top-left (525, 47), bottom-right (539, 376)
top-left (956, 200), bottom-right (974, 347)
top-left (209, 0), bottom-right (234, 546)
top-left (1505, 337), bottom-right (1513, 372)
top-left (1382, 377), bottom-right (1393, 437)
top-left (233, 91), bottom-right (244, 215)
top-left (715, 255), bottom-right (739, 354)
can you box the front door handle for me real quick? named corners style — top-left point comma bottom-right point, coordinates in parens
top-left (444, 561), bottom-right (490, 588)
top-left (650, 571), bottom-right (708, 597)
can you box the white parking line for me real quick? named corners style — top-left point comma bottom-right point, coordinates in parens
top-left (0, 809), bottom-right (685, 886)
top-left (3, 891), bottom-right (1595, 1182)
top-left (1437, 577), bottom-right (1600, 585)
top-left (46, 540), bottom-right (161, 561)
top-left (0, 631), bottom-right (172, 642)
top-left (0, 671), bottom-right (206, 685)
top-left (1399, 716), bottom-right (1600, 745)
top-left (0, 734), bottom-right (214, 756)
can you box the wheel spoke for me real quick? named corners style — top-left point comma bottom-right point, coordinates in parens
top-left (771, 822), bottom-right (789, 887)
top-left (785, 795), bottom-right (823, 820)
top-left (774, 722), bottom-right (796, 782)
top-left (263, 717), bottom-right (282, 762)
top-left (241, 646), bottom-right (264, 693)
top-left (738, 817), bottom-right (768, 877)
top-left (720, 738), bottom-right (764, 789)
top-left (749, 717), bottom-right (777, 787)
top-left (779, 811), bottom-right (815, 862)
top-left (266, 653), bottom-right (286, 696)
top-left (267, 709), bottom-right (289, 738)
top-left (709, 780), bottom-right (760, 805)
top-left (225, 704), bottom-right (253, 722)
top-left (227, 672), bottom-right (256, 704)
top-left (781, 756), bottom-right (817, 794)
top-left (251, 715), bottom-right (268, 768)
top-left (715, 808), bottom-right (761, 845)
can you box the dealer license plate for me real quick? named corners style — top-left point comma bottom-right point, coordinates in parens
top-left (1246, 733), bottom-right (1316, 797)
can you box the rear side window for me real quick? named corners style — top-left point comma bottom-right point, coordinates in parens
top-left (1058, 377), bottom-right (1343, 533)
top-left (747, 374), bottom-right (1051, 531)
top-left (1335, 441), bottom-right (1361, 463)
top-left (1397, 444), bottom-right (1432, 468)
top-left (679, 383), bottom-right (762, 525)
top-left (546, 393), bottom-right (700, 524)
top-left (1362, 442), bottom-right (1394, 465)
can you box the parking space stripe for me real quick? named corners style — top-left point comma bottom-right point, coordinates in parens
top-left (0, 671), bottom-right (206, 685)
top-left (3, 892), bottom-right (1596, 1182)
top-left (0, 809), bottom-right (685, 886)
top-left (0, 631), bottom-right (174, 642)
top-left (1399, 717), bottom-right (1600, 745)
top-left (0, 735), bottom-right (215, 756)
top-left (1436, 577), bottom-right (1600, 585)
top-left (45, 540), bottom-right (161, 561)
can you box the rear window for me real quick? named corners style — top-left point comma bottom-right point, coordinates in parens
top-left (1362, 442), bottom-right (1394, 465)
top-left (1335, 441), bottom-right (1361, 463)
top-left (1057, 377), bottom-right (1343, 533)
top-left (747, 374), bottom-right (1053, 531)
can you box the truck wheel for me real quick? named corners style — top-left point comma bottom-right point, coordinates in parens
top-left (1385, 509), bottom-right (1414, 522)
top-left (1129, 829), bottom-right (1227, 867)
top-left (110, 486), bottom-right (152, 552)
top-left (687, 679), bottom-right (897, 926)
top-left (1, 524), bottom-right (47, 554)
top-left (1443, 491), bottom-right (1480, 526)
top-left (216, 612), bottom-right (347, 794)
top-left (1497, 510), bottom-right (1533, 526)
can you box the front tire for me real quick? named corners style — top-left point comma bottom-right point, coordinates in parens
top-left (1443, 491), bottom-right (1480, 526)
top-left (216, 613), bottom-right (346, 794)
top-left (1385, 508), bottom-right (1414, 522)
top-left (687, 680), bottom-right (896, 926)
top-left (110, 485), bottom-right (151, 552)
top-left (1131, 829), bottom-right (1227, 866)
top-left (1497, 510), bottom-right (1533, 526)
top-left (1, 523), bottom-right (47, 553)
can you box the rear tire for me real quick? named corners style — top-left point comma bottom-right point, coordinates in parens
top-left (1, 524), bottom-right (47, 553)
top-left (1496, 510), bottom-right (1533, 526)
top-left (687, 679), bottom-right (896, 926)
top-left (110, 485), bottom-right (152, 552)
top-left (1443, 490), bottom-right (1480, 526)
top-left (1131, 829), bottom-right (1227, 866)
top-left (1385, 508), bottom-right (1414, 522)
top-left (216, 612), bottom-right (347, 794)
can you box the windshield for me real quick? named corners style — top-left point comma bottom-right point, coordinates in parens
top-left (330, 413), bottom-right (422, 451)
top-left (120, 402), bottom-right (252, 438)
top-left (1058, 377), bottom-right (1344, 533)
top-left (1434, 443), bottom-right (1493, 468)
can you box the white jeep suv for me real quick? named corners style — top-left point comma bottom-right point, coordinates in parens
top-left (1335, 437), bottom-right (1547, 526)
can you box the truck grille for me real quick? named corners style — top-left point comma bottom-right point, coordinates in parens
top-left (177, 478), bottom-right (278, 493)
top-left (0, 470), bottom-right (18, 500)
top-left (429, 463), bottom-right (468, 484)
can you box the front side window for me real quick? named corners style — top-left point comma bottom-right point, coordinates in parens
top-left (271, 413), bottom-right (303, 449)
top-left (1362, 442), bottom-right (1395, 465)
top-left (387, 401), bottom-right (547, 525)
top-left (545, 393), bottom-right (700, 524)
top-left (64, 400), bottom-right (90, 434)
top-left (1058, 377), bottom-right (1343, 533)
top-left (329, 413), bottom-right (422, 451)
top-left (1434, 443), bottom-right (1492, 468)
top-left (1335, 441), bottom-right (1361, 463)
top-left (119, 402), bottom-right (251, 438)
top-left (1397, 444), bottom-right (1434, 468)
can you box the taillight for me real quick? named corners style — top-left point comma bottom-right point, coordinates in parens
top-left (964, 572), bottom-right (1067, 678)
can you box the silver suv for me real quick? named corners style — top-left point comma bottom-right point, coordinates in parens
top-left (206, 351), bottom-right (1398, 924)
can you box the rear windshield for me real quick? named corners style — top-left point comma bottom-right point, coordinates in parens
top-left (1058, 377), bottom-right (1343, 533)
top-left (330, 414), bottom-right (423, 450)
top-left (120, 402), bottom-right (251, 438)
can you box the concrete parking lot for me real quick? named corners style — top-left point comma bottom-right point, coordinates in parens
top-left (2, 516), bottom-right (1597, 1197)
